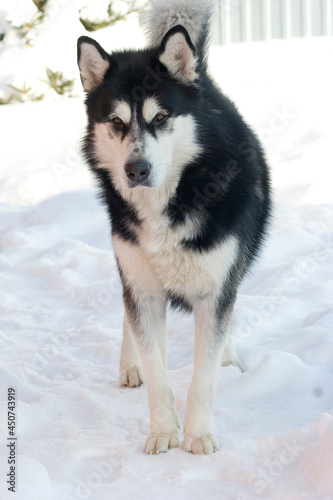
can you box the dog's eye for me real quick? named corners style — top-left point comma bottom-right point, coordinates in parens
top-left (112, 117), bottom-right (124, 126)
top-left (154, 113), bottom-right (166, 123)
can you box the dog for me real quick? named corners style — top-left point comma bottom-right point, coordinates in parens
top-left (77, 0), bottom-right (271, 454)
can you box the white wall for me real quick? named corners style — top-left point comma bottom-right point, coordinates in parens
top-left (212, 0), bottom-right (333, 44)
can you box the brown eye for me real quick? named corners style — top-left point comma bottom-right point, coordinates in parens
top-left (112, 117), bottom-right (124, 126)
top-left (154, 113), bottom-right (166, 122)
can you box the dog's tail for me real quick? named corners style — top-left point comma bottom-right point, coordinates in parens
top-left (142, 0), bottom-right (214, 63)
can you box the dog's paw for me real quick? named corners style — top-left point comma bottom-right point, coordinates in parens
top-left (144, 432), bottom-right (180, 454)
top-left (183, 434), bottom-right (219, 455)
top-left (119, 366), bottom-right (144, 388)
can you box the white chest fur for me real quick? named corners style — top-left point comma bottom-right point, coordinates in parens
top-left (113, 193), bottom-right (238, 301)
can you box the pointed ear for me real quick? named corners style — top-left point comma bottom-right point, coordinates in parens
top-left (158, 26), bottom-right (198, 83)
top-left (77, 36), bottom-right (110, 92)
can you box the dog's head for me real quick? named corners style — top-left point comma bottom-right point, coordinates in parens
top-left (77, 26), bottom-right (202, 193)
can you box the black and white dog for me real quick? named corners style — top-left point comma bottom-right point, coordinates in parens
top-left (77, 0), bottom-right (271, 454)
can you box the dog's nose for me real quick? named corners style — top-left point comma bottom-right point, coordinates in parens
top-left (125, 160), bottom-right (151, 185)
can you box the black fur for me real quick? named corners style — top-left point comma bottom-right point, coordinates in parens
top-left (167, 292), bottom-right (193, 314)
top-left (95, 169), bottom-right (141, 244)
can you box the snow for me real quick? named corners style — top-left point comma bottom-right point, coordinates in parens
top-left (1, 2), bottom-right (333, 498)
top-left (0, 0), bottom-right (145, 100)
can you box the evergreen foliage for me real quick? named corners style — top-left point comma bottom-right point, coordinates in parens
top-left (79, 1), bottom-right (145, 32)
top-left (0, 0), bottom-right (145, 104)
top-left (44, 68), bottom-right (75, 96)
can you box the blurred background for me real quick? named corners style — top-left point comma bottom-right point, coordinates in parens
top-left (1, 0), bottom-right (333, 104)
top-left (213, 0), bottom-right (333, 44)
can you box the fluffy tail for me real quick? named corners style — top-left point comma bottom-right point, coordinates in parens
top-left (141, 0), bottom-right (214, 63)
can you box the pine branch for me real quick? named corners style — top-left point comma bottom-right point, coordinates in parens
top-left (32, 0), bottom-right (49, 12)
top-left (6, 81), bottom-right (45, 102)
top-left (79, 0), bottom-right (146, 32)
top-left (12, 10), bottom-right (45, 41)
top-left (43, 68), bottom-right (75, 96)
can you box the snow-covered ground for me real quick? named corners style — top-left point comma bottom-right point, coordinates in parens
top-left (1, 3), bottom-right (333, 499)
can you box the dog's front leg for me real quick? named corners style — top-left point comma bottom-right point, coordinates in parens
top-left (125, 293), bottom-right (180, 454)
top-left (183, 298), bottom-right (233, 454)
top-left (119, 311), bottom-right (144, 388)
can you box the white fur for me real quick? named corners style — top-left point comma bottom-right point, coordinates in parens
top-left (119, 312), bottom-right (144, 388)
top-left (114, 229), bottom-right (238, 304)
top-left (183, 303), bottom-right (232, 453)
top-left (221, 328), bottom-right (246, 372)
top-left (139, 336), bottom-right (181, 454)
top-left (143, 130), bottom-right (174, 187)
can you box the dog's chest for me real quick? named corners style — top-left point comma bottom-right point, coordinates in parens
top-left (136, 209), bottom-right (235, 298)
top-left (115, 190), bottom-right (239, 300)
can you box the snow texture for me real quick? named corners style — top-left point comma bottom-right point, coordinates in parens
top-left (0, 2), bottom-right (333, 499)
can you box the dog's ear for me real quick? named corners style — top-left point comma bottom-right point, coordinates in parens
top-left (158, 25), bottom-right (198, 83)
top-left (77, 36), bottom-right (110, 92)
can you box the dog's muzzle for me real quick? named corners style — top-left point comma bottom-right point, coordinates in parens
top-left (125, 159), bottom-right (152, 188)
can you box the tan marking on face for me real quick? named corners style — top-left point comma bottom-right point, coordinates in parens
top-left (110, 100), bottom-right (132, 125)
top-left (142, 97), bottom-right (164, 124)
top-left (93, 122), bottom-right (133, 191)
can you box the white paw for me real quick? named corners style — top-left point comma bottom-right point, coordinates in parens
top-left (119, 366), bottom-right (144, 388)
top-left (144, 432), bottom-right (180, 454)
top-left (183, 434), bottom-right (219, 455)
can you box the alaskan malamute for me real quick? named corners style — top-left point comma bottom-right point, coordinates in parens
top-left (77, 0), bottom-right (271, 454)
